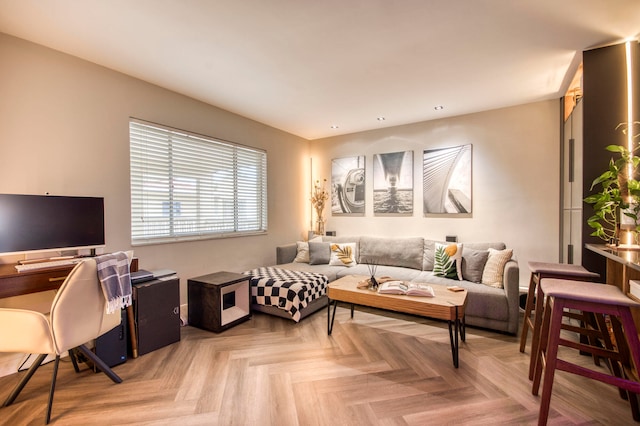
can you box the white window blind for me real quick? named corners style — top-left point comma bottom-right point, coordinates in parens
top-left (129, 120), bottom-right (267, 244)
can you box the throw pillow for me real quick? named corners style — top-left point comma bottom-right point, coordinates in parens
top-left (293, 236), bottom-right (322, 263)
top-left (329, 243), bottom-right (357, 267)
top-left (293, 241), bottom-right (310, 263)
top-left (433, 242), bottom-right (463, 280)
top-left (481, 248), bottom-right (513, 288)
top-left (308, 242), bottom-right (331, 265)
top-left (461, 247), bottom-right (489, 283)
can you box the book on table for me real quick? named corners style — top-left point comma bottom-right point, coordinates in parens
top-left (377, 281), bottom-right (435, 297)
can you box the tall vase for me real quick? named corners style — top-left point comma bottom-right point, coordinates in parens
top-left (315, 218), bottom-right (325, 236)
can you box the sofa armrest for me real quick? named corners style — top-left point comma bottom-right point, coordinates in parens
top-left (502, 259), bottom-right (520, 334)
top-left (277, 243), bottom-right (298, 264)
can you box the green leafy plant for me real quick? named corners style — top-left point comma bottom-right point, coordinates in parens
top-left (585, 122), bottom-right (640, 243)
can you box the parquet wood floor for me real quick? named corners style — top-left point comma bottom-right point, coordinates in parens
top-left (0, 306), bottom-right (635, 425)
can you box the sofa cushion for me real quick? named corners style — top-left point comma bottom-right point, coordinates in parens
top-left (461, 247), bottom-right (489, 283)
top-left (481, 248), bottom-right (513, 288)
top-left (337, 264), bottom-right (422, 282)
top-left (275, 262), bottom-right (342, 282)
top-left (425, 240), bottom-right (506, 272)
top-left (309, 242), bottom-right (331, 265)
top-left (359, 236), bottom-right (424, 270)
top-left (422, 239), bottom-right (446, 271)
top-left (464, 242), bottom-right (506, 251)
top-left (411, 271), bottom-right (510, 322)
top-left (293, 236), bottom-right (322, 263)
top-left (329, 243), bottom-right (357, 267)
top-left (433, 242), bottom-right (462, 280)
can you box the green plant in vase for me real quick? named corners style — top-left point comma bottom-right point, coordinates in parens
top-left (585, 122), bottom-right (640, 245)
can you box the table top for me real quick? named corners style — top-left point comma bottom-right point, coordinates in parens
top-left (188, 271), bottom-right (249, 286)
top-left (328, 275), bottom-right (467, 321)
top-left (586, 243), bottom-right (640, 273)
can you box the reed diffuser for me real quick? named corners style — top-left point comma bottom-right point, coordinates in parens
top-left (367, 259), bottom-right (379, 289)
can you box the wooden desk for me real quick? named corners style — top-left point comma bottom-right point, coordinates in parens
top-left (0, 258), bottom-right (139, 299)
top-left (0, 258), bottom-right (140, 357)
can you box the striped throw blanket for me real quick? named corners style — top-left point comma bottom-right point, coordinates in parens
top-left (96, 252), bottom-right (132, 314)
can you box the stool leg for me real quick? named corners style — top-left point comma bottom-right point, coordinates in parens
top-left (529, 277), bottom-right (544, 380)
top-left (520, 273), bottom-right (537, 353)
top-left (583, 312), bottom-right (601, 366)
top-left (537, 297), bottom-right (564, 426)
top-left (617, 310), bottom-right (640, 421)
top-left (532, 293), bottom-right (552, 396)
top-left (593, 313), bottom-right (629, 400)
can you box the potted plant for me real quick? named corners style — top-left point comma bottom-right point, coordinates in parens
top-left (585, 122), bottom-right (640, 245)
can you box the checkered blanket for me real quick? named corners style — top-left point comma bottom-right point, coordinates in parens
top-left (243, 267), bottom-right (328, 322)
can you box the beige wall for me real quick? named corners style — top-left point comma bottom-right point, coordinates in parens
top-left (0, 32), bottom-right (311, 274)
top-left (310, 100), bottom-right (562, 286)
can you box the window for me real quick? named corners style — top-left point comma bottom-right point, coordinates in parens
top-left (129, 119), bottom-right (267, 245)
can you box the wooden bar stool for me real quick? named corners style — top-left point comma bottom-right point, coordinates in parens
top-left (532, 278), bottom-right (640, 426)
top-left (520, 261), bottom-right (599, 380)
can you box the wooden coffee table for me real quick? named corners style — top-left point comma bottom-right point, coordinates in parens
top-left (327, 274), bottom-right (468, 368)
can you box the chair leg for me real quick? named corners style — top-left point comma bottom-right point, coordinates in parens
top-left (2, 353), bottom-right (48, 407)
top-left (75, 344), bottom-right (122, 384)
top-left (68, 348), bottom-right (81, 373)
top-left (45, 355), bottom-right (61, 424)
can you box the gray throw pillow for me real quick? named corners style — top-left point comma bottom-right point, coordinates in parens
top-left (309, 242), bottom-right (331, 265)
top-left (461, 247), bottom-right (489, 283)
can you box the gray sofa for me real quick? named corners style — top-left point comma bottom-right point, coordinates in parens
top-left (273, 235), bottom-right (519, 334)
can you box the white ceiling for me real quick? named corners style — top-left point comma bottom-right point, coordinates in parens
top-left (1, 1), bottom-right (639, 140)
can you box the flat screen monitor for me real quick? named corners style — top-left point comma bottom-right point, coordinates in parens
top-left (0, 194), bottom-right (105, 256)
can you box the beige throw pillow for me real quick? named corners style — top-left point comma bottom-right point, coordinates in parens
top-left (329, 243), bottom-right (357, 267)
top-left (481, 248), bottom-right (513, 288)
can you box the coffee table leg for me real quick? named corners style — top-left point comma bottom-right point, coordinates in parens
top-left (448, 321), bottom-right (458, 368)
top-left (328, 299), bottom-right (338, 335)
top-left (327, 298), bottom-right (331, 334)
top-left (447, 306), bottom-right (461, 368)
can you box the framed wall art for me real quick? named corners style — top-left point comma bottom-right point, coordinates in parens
top-left (423, 144), bottom-right (472, 215)
top-left (331, 155), bottom-right (365, 215)
top-left (373, 150), bottom-right (413, 214)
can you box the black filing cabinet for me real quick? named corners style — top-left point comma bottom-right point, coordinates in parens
top-left (132, 277), bottom-right (181, 355)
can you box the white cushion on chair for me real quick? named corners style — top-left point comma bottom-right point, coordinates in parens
top-left (0, 309), bottom-right (54, 354)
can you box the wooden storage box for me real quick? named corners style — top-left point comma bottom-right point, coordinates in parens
top-left (188, 271), bottom-right (251, 332)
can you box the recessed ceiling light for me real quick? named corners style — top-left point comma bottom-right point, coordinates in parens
top-left (434, 105), bottom-right (444, 111)
top-left (330, 124), bottom-right (339, 129)
top-left (377, 117), bottom-right (386, 121)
